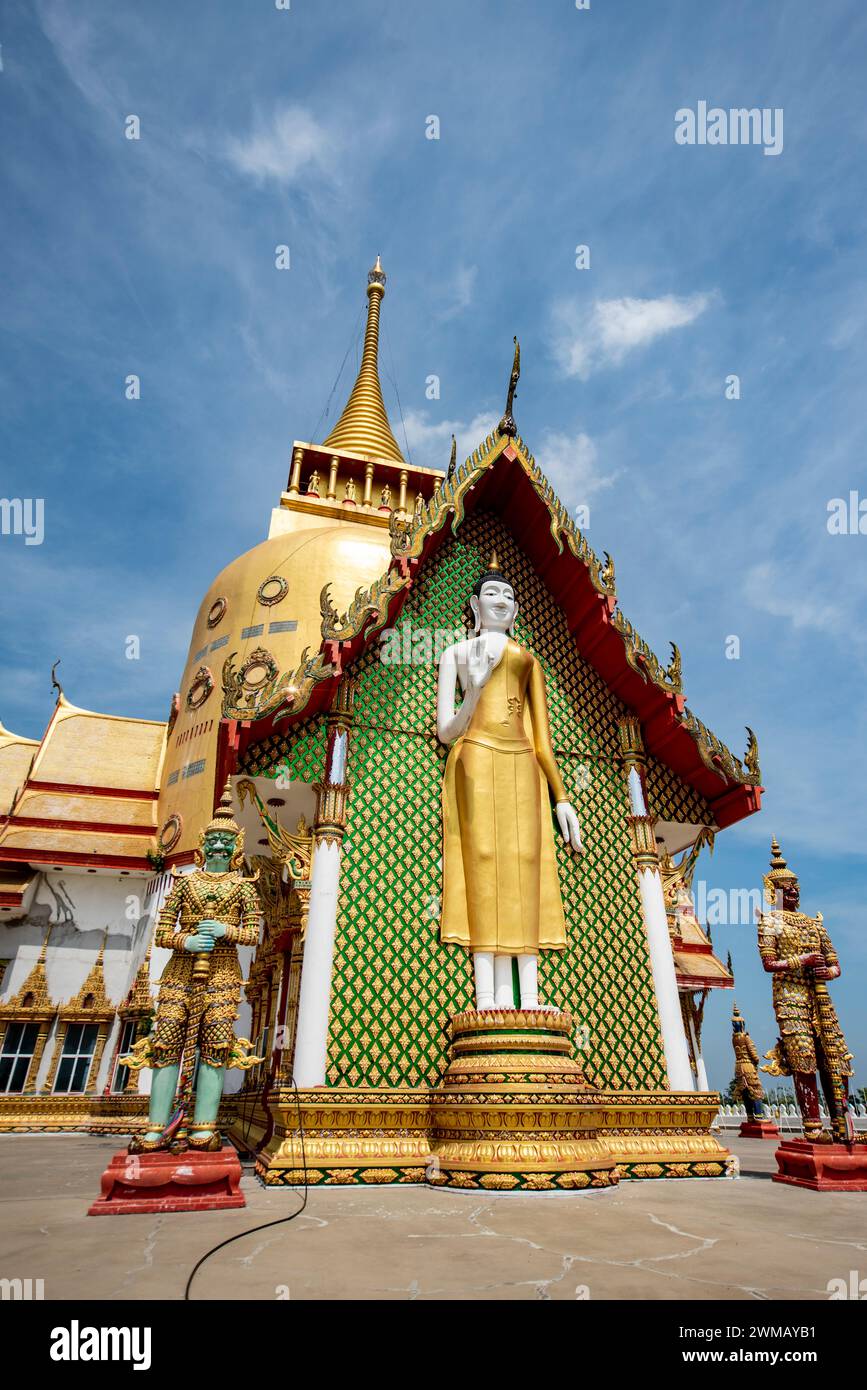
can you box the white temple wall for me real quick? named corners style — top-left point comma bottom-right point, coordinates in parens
top-left (0, 868), bottom-right (153, 1094)
top-left (0, 869), bottom-right (151, 1003)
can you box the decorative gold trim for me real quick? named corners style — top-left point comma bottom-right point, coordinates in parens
top-left (238, 647), bottom-right (278, 691)
top-left (744, 726), bottom-right (761, 780)
top-left (618, 715), bottom-right (646, 766)
top-left (186, 666), bottom-right (213, 711)
top-left (313, 783), bottom-right (349, 845)
top-left (0, 935), bottom-right (55, 1020)
top-left (59, 940), bottom-right (115, 1023)
top-left (222, 644), bottom-right (334, 722)
top-left (248, 1086), bottom-right (729, 1187)
top-left (157, 813), bottom-right (183, 853)
top-left (628, 814), bottom-right (659, 868)
top-left (237, 780), bottom-right (313, 880)
top-left (320, 567), bottom-right (408, 645)
top-left (0, 1093), bottom-right (148, 1135)
top-left (257, 575), bottom-right (289, 607)
top-left (207, 597), bottom-right (227, 629)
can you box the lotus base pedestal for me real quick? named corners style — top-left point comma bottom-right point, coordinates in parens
top-left (429, 1008), bottom-right (620, 1193)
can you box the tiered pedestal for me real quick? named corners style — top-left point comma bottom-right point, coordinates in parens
top-left (739, 1119), bottom-right (780, 1140)
top-left (773, 1139), bottom-right (867, 1192)
top-left (429, 1009), bottom-right (618, 1192)
top-left (88, 1145), bottom-right (245, 1215)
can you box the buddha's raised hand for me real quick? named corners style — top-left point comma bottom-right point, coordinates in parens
top-left (466, 637), bottom-right (496, 693)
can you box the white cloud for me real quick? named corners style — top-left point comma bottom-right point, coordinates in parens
top-left (401, 414), bottom-right (612, 513)
top-left (535, 429), bottom-right (617, 505)
top-left (37, 1), bottom-right (127, 119)
top-left (402, 410), bottom-right (499, 472)
top-left (552, 293), bottom-right (714, 379)
top-left (225, 105), bottom-right (334, 185)
top-left (741, 561), bottom-right (841, 634)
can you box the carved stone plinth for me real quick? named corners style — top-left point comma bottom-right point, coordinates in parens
top-left (773, 1139), bottom-right (867, 1192)
top-left (739, 1119), bottom-right (780, 1140)
top-left (253, 1087), bottom-right (434, 1186)
top-left (88, 1145), bottom-right (245, 1215)
top-left (429, 1009), bottom-right (619, 1192)
top-left (244, 1083), bottom-right (730, 1188)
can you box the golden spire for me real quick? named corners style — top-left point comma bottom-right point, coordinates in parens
top-left (322, 256), bottom-right (406, 463)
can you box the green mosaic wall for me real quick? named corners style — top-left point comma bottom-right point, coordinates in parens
top-left (241, 714), bottom-right (326, 781)
top-left (645, 751), bottom-right (712, 826)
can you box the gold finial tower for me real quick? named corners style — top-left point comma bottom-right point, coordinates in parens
top-left (322, 256), bottom-right (406, 464)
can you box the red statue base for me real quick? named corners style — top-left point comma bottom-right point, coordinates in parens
top-left (739, 1119), bottom-right (780, 1140)
top-left (88, 1144), bottom-right (245, 1215)
top-left (772, 1138), bottom-right (867, 1192)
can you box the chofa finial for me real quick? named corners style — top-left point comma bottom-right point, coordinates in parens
top-left (497, 335), bottom-right (520, 438)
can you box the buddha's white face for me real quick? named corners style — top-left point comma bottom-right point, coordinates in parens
top-left (471, 579), bottom-right (517, 635)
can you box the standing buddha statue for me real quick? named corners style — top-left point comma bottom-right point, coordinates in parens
top-left (436, 553), bottom-right (583, 1011)
top-left (757, 838), bottom-right (854, 1143)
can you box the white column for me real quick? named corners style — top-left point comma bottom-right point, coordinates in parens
top-left (695, 1054), bottom-right (709, 1091)
top-left (637, 866), bottom-right (695, 1092)
top-left (473, 951), bottom-right (495, 1009)
top-left (686, 1009), bottom-right (710, 1090)
top-left (292, 838), bottom-right (341, 1087)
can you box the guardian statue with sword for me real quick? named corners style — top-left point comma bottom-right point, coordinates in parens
top-left (123, 780), bottom-right (263, 1153)
top-left (757, 838), bottom-right (855, 1144)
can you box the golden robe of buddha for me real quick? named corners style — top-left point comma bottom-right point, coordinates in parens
top-left (440, 635), bottom-right (569, 955)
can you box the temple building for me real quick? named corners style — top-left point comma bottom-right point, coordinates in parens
top-left (0, 257), bottom-right (763, 1182)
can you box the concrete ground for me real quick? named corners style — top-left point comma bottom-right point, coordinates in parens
top-left (1, 1134), bottom-right (865, 1301)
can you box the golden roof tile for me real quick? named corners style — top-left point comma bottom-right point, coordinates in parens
top-left (0, 720), bottom-right (39, 817)
top-left (30, 696), bottom-right (165, 792)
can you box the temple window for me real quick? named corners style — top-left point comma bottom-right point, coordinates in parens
top-left (53, 1022), bottom-right (99, 1094)
top-left (111, 1019), bottom-right (138, 1093)
top-left (0, 1021), bottom-right (40, 1092)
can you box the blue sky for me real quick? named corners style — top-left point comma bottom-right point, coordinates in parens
top-left (2, 0), bottom-right (866, 1090)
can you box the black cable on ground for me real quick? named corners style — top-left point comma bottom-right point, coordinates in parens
top-left (183, 1078), bottom-right (308, 1301)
